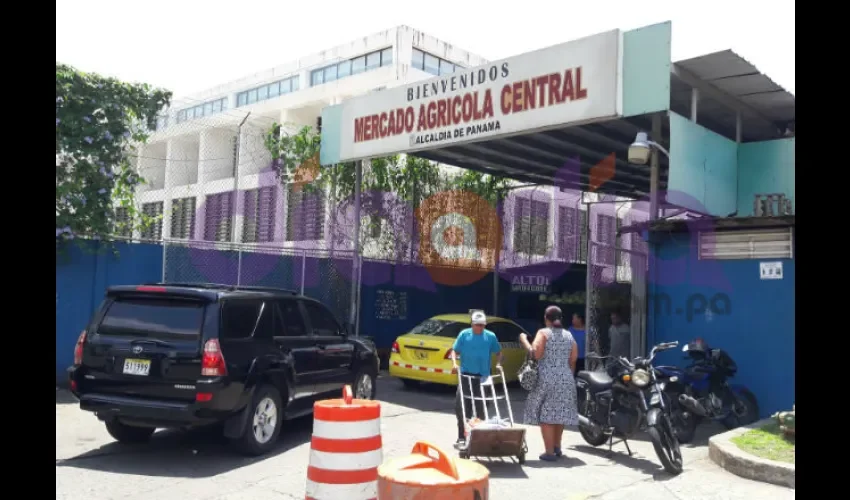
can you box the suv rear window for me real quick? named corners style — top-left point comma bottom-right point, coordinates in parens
top-left (98, 298), bottom-right (205, 339)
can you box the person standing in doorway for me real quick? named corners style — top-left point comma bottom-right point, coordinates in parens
top-left (568, 313), bottom-right (587, 373)
top-left (450, 311), bottom-right (502, 448)
top-left (609, 311), bottom-right (631, 360)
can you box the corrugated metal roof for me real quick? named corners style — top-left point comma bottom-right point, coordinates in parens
top-left (674, 49), bottom-right (795, 125)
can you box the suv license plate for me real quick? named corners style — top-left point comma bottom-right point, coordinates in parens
top-left (123, 358), bottom-right (151, 376)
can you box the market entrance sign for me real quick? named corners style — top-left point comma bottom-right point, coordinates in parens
top-left (325, 29), bottom-right (622, 164)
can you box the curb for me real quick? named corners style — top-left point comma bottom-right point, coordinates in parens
top-left (708, 418), bottom-right (795, 489)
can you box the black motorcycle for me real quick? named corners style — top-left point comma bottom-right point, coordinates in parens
top-left (656, 338), bottom-right (760, 443)
top-left (576, 341), bottom-right (683, 475)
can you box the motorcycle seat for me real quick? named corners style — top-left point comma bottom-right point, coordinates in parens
top-left (577, 370), bottom-right (613, 391)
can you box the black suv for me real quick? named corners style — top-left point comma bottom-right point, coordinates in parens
top-left (67, 283), bottom-right (379, 455)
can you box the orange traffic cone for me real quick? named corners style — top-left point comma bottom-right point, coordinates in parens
top-left (306, 385), bottom-right (383, 500)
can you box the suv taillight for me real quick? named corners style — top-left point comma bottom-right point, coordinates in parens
top-left (74, 330), bottom-right (87, 365)
top-left (201, 339), bottom-right (227, 376)
top-left (445, 348), bottom-right (456, 360)
top-left (391, 341), bottom-right (399, 354)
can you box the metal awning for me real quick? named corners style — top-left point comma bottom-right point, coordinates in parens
top-left (415, 49), bottom-right (794, 200)
top-left (415, 114), bottom-right (670, 199)
top-left (671, 50), bottom-right (795, 142)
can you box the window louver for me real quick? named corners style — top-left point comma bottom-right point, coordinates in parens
top-left (141, 202), bottom-right (164, 240)
top-left (513, 197), bottom-right (549, 256)
top-left (243, 187), bottom-right (276, 243)
top-left (204, 192), bottom-right (233, 242)
top-left (170, 197), bottom-right (196, 240)
top-left (699, 228), bottom-right (793, 260)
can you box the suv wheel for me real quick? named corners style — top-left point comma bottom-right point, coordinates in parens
top-left (105, 420), bottom-right (156, 444)
top-left (354, 368), bottom-right (377, 400)
top-left (232, 384), bottom-right (283, 456)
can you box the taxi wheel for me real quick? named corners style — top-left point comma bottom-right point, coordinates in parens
top-left (401, 378), bottom-right (420, 389)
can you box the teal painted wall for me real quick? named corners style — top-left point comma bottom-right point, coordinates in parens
top-left (667, 112), bottom-right (739, 216)
top-left (320, 103), bottom-right (343, 166)
top-left (737, 138), bottom-right (795, 216)
top-left (621, 21), bottom-right (671, 117)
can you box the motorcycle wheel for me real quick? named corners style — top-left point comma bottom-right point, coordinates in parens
top-left (647, 417), bottom-right (684, 475)
top-left (579, 423), bottom-right (609, 447)
top-left (722, 390), bottom-right (759, 429)
top-left (672, 409), bottom-right (698, 444)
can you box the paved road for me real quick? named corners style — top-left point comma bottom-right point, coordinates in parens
top-left (56, 374), bottom-right (794, 500)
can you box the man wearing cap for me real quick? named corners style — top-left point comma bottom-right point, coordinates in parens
top-left (450, 311), bottom-right (502, 448)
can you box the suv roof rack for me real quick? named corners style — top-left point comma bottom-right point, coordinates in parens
top-left (143, 283), bottom-right (299, 295)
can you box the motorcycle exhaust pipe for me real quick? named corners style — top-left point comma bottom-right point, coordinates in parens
top-left (578, 414), bottom-right (604, 434)
top-left (678, 394), bottom-right (708, 417)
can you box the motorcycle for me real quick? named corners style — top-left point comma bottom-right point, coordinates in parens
top-left (576, 341), bottom-right (683, 475)
top-left (655, 338), bottom-right (759, 444)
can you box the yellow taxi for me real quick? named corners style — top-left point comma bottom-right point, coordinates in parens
top-left (389, 313), bottom-right (530, 386)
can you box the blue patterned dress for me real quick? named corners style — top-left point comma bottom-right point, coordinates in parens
top-left (523, 327), bottom-right (579, 426)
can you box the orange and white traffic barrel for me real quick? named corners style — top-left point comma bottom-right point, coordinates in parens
top-left (306, 385), bottom-right (382, 500)
top-left (377, 441), bottom-right (490, 499)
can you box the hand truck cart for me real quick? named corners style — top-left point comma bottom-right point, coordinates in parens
top-left (456, 365), bottom-right (528, 464)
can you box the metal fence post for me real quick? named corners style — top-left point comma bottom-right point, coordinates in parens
top-left (300, 249), bottom-right (306, 295)
top-left (349, 159), bottom-right (363, 332)
top-left (236, 246), bottom-right (243, 286)
top-left (161, 240), bottom-right (168, 282)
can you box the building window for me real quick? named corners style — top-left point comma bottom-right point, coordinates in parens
top-left (699, 228), bottom-right (793, 260)
top-left (155, 115), bottom-right (169, 131)
top-left (175, 98), bottom-right (228, 124)
top-left (204, 192), bottom-right (234, 242)
top-left (236, 76), bottom-right (299, 107)
top-left (411, 48), bottom-right (459, 76)
top-left (513, 197), bottom-right (549, 256)
top-left (286, 186), bottom-right (326, 241)
top-left (170, 197), bottom-right (196, 239)
top-left (594, 214), bottom-right (616, 266)
top-left (310, 48), bottom-right (393, 88)
top-left (557, 206), bottom-right (579, 261)
top-left (243, 187), bottom-right (277, 243)
top-left (141, 202), bottom-right (164, 240)
top-left (114, 207), bottom-right (132, 238)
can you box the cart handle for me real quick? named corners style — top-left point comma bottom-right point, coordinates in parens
top-left (411, 441), bottom-right (459, 480)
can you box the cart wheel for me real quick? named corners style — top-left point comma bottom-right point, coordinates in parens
top-left (517, 452), bottom-right (526, 465)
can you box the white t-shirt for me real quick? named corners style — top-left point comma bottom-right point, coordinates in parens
top-left (609, 323), bottom-right (631, 359)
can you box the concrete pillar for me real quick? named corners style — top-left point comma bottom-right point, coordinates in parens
top-left (394, 26), bottom-right (415, 80)
top-left (198, 129), bottom-right (236, 184)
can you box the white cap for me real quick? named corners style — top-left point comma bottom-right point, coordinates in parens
top-left (471, 311), bottom-right (487, 325)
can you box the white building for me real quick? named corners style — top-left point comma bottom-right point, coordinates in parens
top-left (121, 25), bottom-right (645, 277)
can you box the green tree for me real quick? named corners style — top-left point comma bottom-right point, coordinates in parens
top-left (56, 63), bottom-right (171, 248)
top-left (263, 124), bottom-right (512, 206)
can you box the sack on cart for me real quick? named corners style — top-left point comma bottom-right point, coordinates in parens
top-left (469, 416), bottom-right (511, 431)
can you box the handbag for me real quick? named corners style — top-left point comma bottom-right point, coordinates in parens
top-left (517, 353), bottom-right (538, 391)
